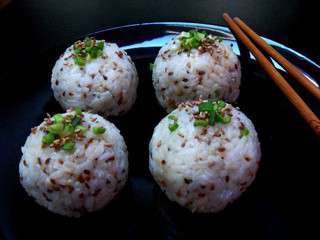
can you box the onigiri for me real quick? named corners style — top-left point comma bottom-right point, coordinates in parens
top-left (152, 30), bottom-right (241, 112)
top-left (149, 100), bottom-right (260, 213)
top-left (51, 37), bottom-right (138, 116)
top-left (19, 108), bottom-right (128, 217)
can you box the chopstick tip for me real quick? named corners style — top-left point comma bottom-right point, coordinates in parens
top-left (223, 13), bottom-right (232, 21)
top-left (223, 13), bottom-right (230, 18)
top-left (233, 17), bottom-right (241, 23)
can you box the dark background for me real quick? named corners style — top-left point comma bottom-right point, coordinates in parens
top-left (0, 0), bottom-right (319, 80)
top-left (0, 1), bottom-right (319, 239)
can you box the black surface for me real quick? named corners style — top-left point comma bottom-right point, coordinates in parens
top-left (0, 0), bottom-right (319, 80)
top-left (0, 22), bottom-right (319, 240)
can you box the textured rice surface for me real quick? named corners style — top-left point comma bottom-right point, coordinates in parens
top-left (152, 34), bottom-right (241, 112)
top-left (51, 42), bottom-right (138, 116)
top-left (19, 112), bottom-right (128, 217)
top-left (149, 101), bottom-right (260, 213)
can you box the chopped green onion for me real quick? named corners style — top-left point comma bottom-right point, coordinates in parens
top-left (168, 122), bottom-right (179, 132)
top-left (149, 63), bottom-right (154, 71)
top-left (222, 115), bottom-right (232, 124)
top-left (198, 101), bottom-right (214, 112)
top-left (97, 49), bottom-right (103, 58)
top-left (194, 100), bottom-right (231, 128)
top-left (215, 112), bottom-right (231, 124)
top-left (73, 37), bottom-right (105, 66)
top-left (209, 111), bottom-right (215, 126)
top-left (42, 133), bottom-right (55, 144)
top-left (53, 114), bottom-right (64, 123)
top-left (48, 123), bottom-right (64, 134)
top-left (177, 30), bottom-right (223, 52)
top-left (88, 47), bottom-right (99, 58)
top-left (92, 127), bottom-right (106, 135)
top-left (63, 124), bottom-right (74, 136)
top-left (215, 113), bottom-right (224, 123)
top-left (217, 100), bottom-right (226, 108)
top-left (74, 56), bottom-right (86, 66)
top-left (240, 127), bottom-right (250, 137)
top-left (74, 106), bottom-right (82, 115)
top-left (168, 115), bottom-right (177, 121)
top-left (42, 110), bottom-right (86, 150)
top-left (84, 37), bottom-right (93, 48)
top-left (97, 41), bottom-right (104, 50)
top-left (76, 125), bottom-right (87, 132)
top-left (71, 116), bottom-right (82, 127)
top-left (178, 30), bottom-right (208, 51)
top-left (66, 115), bottom-right (73, 120)
top-left (194, 119), bottom-right (209, 127)
top-left (74, 48), bottom-right (81, 55)
top-left (178, 30), bottom-right (207, 50)
top-left (62, 142), bottom-right (75, 151)
top-left (213, 102), bottom-right (219, 111)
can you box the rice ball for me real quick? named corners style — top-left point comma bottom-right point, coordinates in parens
top-left (51, 37), bottom-right (138, 116)
top-left (149, 100), bottom-right (260, 213)
top-left (19, 109), bottom-right (128, 217)
top-left (152, 31), bottom-right (241, 112)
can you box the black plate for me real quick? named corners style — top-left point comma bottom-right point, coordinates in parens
top-left (1, 22), bottom-right (319, 240)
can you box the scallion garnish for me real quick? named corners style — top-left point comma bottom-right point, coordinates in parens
top-left (198, 100), bottom-right (214, 112)
top-left (71, 116), bottom-right (82, 127)
top-left (63, 124), bottom-right (74, 136)
top-left (222, 115), bottom-right (231, 124)
top-left (42, 108), bottom-right (87, 151)
top-left (92, 127), bottom-right (106, 135)
top-left (48, 123), bottom-right (64, 135)
top-left (168, 114), bottom-right (179, 132)
top-left (176, 30), bottom-right (223, 51)
top-left (53, 114), bottom-right (64, 123)
top-left (194, 119), bottom-right (209, 127)
top-left (169, 122), bottom-right (179, 132)
top-left (73, 37), bottom-right (105, 66)
top-left (217, 100), bottom-right (226, 108)
top-left (96, 41), bottom-right (104, 50)
top-left (84, 37), bottom-right (93, 48)
top-left (240, 127), bottom-right (250, 137)
top-left (178, 30), bottom-right (207, 51)
top-left (194, 100), bottom-right (232, 128)
top-left (168, 115), bottom-right (177, 121)
top-left (209, 111), bottom-right (215, 126)
top-left (74, 56), bottom-right (86, 66)
top-left (76, 125), bottom-right (87, 132)
top-left (62, 142), bottom-right (75, 151)
top-left (215, 113), bottom-right (224, 123)
top-left (42, 133), bottom-right (55, 144)
top-left (74, 106), bottom-right (82, 115)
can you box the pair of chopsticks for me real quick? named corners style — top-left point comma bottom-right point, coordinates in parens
top-left (223, 13), bottom-right (320, 136)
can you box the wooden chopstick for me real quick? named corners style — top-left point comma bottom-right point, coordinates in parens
top-left (223, 13), bottom-right (320, 136)
top-left (233, 17), bottom-right (320, 102)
